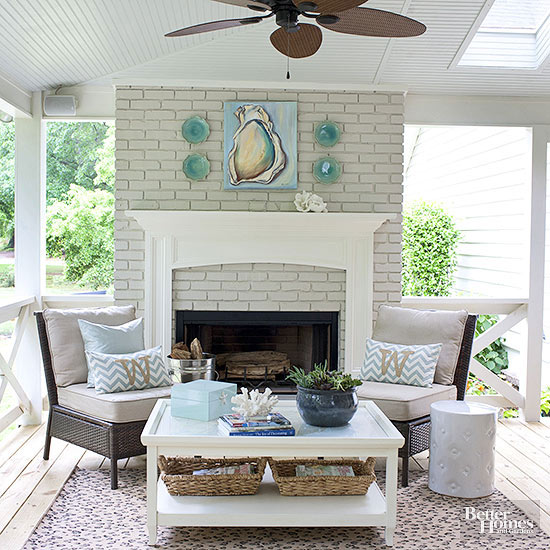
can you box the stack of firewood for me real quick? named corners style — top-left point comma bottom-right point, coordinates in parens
top-left (216, 351), bottom-right (290, 381)
top-left (170, 338), bottom-right (204, 360)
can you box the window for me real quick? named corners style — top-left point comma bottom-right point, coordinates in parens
top-left (458, 0), bottom-right (550, 70)
top-left (45, 121), bottom-right (114, 295)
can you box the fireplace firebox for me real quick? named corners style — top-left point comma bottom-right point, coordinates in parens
top-left (175, 311), bottom-right (339, 393)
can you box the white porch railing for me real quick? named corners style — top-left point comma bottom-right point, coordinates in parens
top-left (0, 296), bottom-right (36, 433)
top-left (0, 292), bottom-right (537, 434)
top-left (42, 294), bottom-right (115, 309)
top-left (402, 297), bottom-right (530, 410)
top-left (0, 294), bottom-right (115, 437)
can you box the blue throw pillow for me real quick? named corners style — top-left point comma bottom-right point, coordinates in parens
top-left (361, 338), bottom-right (442, 388)
top-left (86, 346), bottom-right (172, 394)
top-left (78, 317), bottom-right (145, 387)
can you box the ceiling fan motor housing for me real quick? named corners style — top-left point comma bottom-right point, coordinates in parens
top-left (276, 9), bottom-right (300, 30)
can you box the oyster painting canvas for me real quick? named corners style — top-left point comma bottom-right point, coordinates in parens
top-left (224, 101), bottom-right (297, 190)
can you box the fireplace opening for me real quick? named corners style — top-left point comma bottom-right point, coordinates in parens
top-left (175, 311), bottom-right (339, 393)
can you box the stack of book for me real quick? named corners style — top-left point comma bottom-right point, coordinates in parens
top-left (218, 413), bottom-right (295, 436)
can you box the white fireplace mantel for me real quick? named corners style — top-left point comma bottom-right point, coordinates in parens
top-left (128, 211), bottom-right (396, 373)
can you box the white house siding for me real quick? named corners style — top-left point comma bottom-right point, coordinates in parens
top-left (404, 125), bottom-right (535, 383)
top-left (404, 125), bottom-right (531, 298)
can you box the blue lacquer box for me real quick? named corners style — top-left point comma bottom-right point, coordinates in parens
top-left (171, 380), bottom-right (237, 422)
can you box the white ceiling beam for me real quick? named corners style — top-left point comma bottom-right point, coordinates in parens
top-left (374, 0), bottom-right (412, 85)
top-left (405, 94), bottom-right (550, 127)
top-left (0, 72), bottom-right (32, 118)
top-left (111, 77), bottom-right (408, 92)
top-left (373, 39), bottom-right (394, 85)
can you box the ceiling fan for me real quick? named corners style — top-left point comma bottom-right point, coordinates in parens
top-left (165, 0), bottom-right (427, 59)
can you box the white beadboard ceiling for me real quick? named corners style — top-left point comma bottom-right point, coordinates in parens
top-left (1, 0), bottom-right (550, 96)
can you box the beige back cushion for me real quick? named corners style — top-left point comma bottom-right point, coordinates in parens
top-left (43, 306), bottom-right (136, 387)
top-left (372, 305), bottom-right (468, 385)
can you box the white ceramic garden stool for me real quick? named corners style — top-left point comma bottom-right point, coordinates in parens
top-left (429, 400), bottom-right (498, 498)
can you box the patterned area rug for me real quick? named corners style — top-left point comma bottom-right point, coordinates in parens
top-left (24, 468), bottom-right (550, 549)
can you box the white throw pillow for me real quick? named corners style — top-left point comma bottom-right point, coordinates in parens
top-left (78, 318), bottom-right (145, 387)
top-left (86, 346), bottom-right (172, 395)
top-left (361, 338), bottom-right (442, 388)
top-left (373, 305), bottom-right (468, 385)
top-left (43, 306), bottom-right (136, 387)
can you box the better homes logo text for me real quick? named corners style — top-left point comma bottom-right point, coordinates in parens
top-left (464, 506), bottom-right (535, 535)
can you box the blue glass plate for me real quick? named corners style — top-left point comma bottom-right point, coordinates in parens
top-left (182, 116), bottom-right (210, 144)
top-left (183, 154), bottom-right (210, 180)
top-left (314, 121), bottom-right (341, 148)
top-left (313, 157), bottom-right (342, 184)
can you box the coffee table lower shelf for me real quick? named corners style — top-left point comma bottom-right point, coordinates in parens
top-left (156, 468), bottom-right (387, 530)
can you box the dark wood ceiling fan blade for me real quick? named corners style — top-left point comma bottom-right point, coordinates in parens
top-left (318, 7), bottom-right (426, 37)
top-left (270, 24), bottom-right (323, 58)
top-left (165, 17), bottom-right (262, 38)
top-left (292, 0), bottom-right (366, 13)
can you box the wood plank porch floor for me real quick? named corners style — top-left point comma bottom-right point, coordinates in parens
top-left (0, 417), bottom-right (549, 549)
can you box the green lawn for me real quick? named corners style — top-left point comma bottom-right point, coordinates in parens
top-left (0, 258), bottom-right (103, 296)
top-left (45, 262), bottom-right (84, 294)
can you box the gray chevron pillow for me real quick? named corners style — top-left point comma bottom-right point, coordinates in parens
top-left (86, 346), bottom-right (172, 394)
top-left (361, 338), bottom-right (442, 388)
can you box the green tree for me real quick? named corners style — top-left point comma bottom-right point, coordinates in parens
top-left (0, 121), bottom-right (114, 248)
top-left (46, 185), bottom-right (114, 289)
top-left (46, 121), bottom-right (112, 203)
top-left (93, 125), bottom-right (115, 191)
top-left (402, 202), bottom-right (461, 296)
top-left (0, 122), bottom-right (15, 247)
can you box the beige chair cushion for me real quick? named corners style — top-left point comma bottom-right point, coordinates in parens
top-left (357, 380), bottom-right (457, 421)
top-left (373, 305), bottom-right (468, 385)
top-left (43, 306), bottom-right (136, 387)
top-left (57, 383), bottom-right (171, 423)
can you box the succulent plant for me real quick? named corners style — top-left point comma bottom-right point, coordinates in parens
top-left (287, 361), bottom-right (362, 392)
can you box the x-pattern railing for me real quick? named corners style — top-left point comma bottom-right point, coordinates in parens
top-left (0, 296), bottom-right (36, 433)
top-left (402, 297), bottom-right (530, 410)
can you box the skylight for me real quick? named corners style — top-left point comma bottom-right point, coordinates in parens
top-left (457, 0), bottom-right (550, 70)
top-left (481, 0), bottom-right (550, 33)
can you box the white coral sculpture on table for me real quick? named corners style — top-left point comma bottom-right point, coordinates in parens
top-left (231, 387), bottom-right (279, 419)
top-left (294, 190), bottom-right (328, 213)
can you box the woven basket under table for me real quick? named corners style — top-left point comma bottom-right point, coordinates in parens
top-left (269, 457), bottom-right (377, 497)
top-left (158, 456), bottom-right (267, 496)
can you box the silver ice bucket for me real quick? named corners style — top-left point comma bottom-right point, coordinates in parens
top-left (167, 353), bottom-right (217, 383)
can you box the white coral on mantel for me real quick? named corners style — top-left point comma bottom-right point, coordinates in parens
top-left (231, 387), bottom-right (279, 419)
top-left (294, 190), bottom-right (328, 213)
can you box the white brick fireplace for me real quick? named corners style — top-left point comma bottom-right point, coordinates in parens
top-left (129, 210), bottom-right (394, 373)
top-left (115, 86), bottom-right (405, 371)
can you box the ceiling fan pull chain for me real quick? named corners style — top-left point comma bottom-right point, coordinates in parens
top-left (286, 13), bottom-right (291, 80)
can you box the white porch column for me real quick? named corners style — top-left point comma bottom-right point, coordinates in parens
top-left (14, 92), bottom-right (45, 425)
top-left (522, 126), bottom-right (548, 421)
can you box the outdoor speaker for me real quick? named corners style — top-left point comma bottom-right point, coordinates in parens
top-left (43, 95), bottom-right (77, 116)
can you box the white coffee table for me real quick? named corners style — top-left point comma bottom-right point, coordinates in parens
top-left (141, 399), bottom-right (404, 546)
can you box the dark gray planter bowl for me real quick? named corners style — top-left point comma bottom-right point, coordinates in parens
top-left (296, 386), bottom-right (358, 427)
